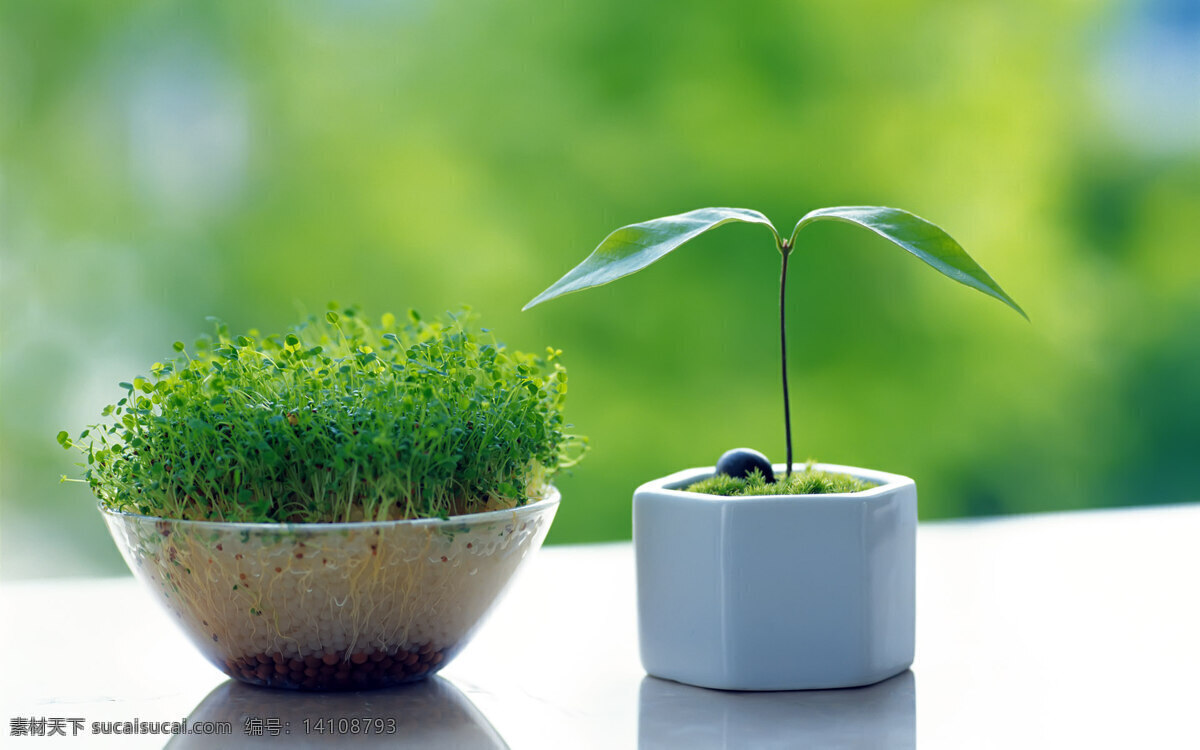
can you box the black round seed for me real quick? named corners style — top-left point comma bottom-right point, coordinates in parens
top-left (715, 448), bottom-right (774, 483)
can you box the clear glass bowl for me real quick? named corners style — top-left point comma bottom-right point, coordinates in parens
top-left (102, 491), bottom-right (559, 691)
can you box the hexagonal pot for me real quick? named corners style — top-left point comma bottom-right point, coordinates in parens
top-left (633, 463), bottom-right (915, 691)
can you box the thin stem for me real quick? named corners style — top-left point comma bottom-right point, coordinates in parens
top-left (779, 242), bottom-right (793, 479)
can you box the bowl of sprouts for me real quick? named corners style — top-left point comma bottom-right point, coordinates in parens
top-left (60, 305), bottom-right (584, 690)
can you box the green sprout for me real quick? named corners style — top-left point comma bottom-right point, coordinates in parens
top-left (525, 206), bottom-right (1026, 479)
top-left (61, 305), bottom-right (586, 523)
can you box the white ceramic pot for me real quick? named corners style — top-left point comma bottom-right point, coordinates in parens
top-left (634, 463), bottom-right (916, 691)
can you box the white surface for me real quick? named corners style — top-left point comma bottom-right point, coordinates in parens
top-left (633, 464), bottom-right (916, 689)
top-left (2, 503), bottom-right (1199, 748)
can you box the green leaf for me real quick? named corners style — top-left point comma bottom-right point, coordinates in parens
top-left (523, 207), bottom-right (780, 310)
top-left (790, 206), bottom-right (1027, 320)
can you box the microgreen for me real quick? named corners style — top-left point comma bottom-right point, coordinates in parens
top-left (525, 206), bottom-right (1026, 479)
top-left (61, 306), bottom-right (586, 523)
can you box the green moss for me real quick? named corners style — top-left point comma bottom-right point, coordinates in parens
top-left (685, 463), bottom-right (875, 497)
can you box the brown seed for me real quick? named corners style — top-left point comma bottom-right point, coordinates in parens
top-left (255, 664), bottom-right (272, 681)
top-left (350, 652), bottom-right (368, 665)
top-left (430, 652), bottom-right (444, 665)
top-left (272, 653), bottom-right (286, 665)
top-left (289, 658), bottom-right (304, 671)
top-left (275, 567), bottom-right (282, 573)
top-left (419, 642), bottom-right (434, 655)
top-left (370, 651), bottom-right (385, 662)
top-left (322, 652), bottom-right (339, 666)
top-left (304, 655), bottom-right (321, 669)
top-left (404, 652), bottom-right (419, 666)
top-left (304, 667), bottom-right (318, 677)
top-left (334, 670), bottom-right (349, 680)
top-left (274, 663), bottom-right (289, 676)
top-left (380, 657), bottom-right (394, 669)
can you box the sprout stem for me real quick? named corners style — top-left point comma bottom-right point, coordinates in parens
top-left (778, 241), bottom-right (793, 479)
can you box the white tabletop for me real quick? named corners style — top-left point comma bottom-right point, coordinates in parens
top-left (3, 503), bottom-right (1198, 749)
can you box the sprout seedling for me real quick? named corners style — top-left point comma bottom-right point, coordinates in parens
top-left (61, 306), bottom-right (587, 522)
top-left (524, 206), bottom-right (1026, 483)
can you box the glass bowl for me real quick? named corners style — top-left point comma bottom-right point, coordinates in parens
top-left (101, 490), bottom-right (558, 691)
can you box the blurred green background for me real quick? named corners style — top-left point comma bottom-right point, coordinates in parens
top-left (2, 0), bottom-right (1198, 578)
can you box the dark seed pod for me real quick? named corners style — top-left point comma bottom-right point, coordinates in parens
top-left (715, 448), bottom-right (774, 483)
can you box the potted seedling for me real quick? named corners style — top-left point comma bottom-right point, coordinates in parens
top-left (60, 306), bottom-right (585, 690)
top-left (525, 206), bottom-right (1025, 690)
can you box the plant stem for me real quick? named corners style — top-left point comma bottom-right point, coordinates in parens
top-left (778, 242), bottom-right (793, 479)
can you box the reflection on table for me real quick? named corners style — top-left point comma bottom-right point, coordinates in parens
top-left (638, 670), bottom-right (915, 750)
top-left (169, 676), bottom-right (508, 749)
top-left (6, 507), bottom-right (1198, 749)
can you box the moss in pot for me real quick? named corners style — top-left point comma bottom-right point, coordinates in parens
top-left (60, 305), bottom-right (585, 690)
top-left (525, 205), bottom-right (1026, 690)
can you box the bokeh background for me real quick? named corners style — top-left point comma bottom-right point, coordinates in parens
top-left (2, 0), bottom-right (1198, 578)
